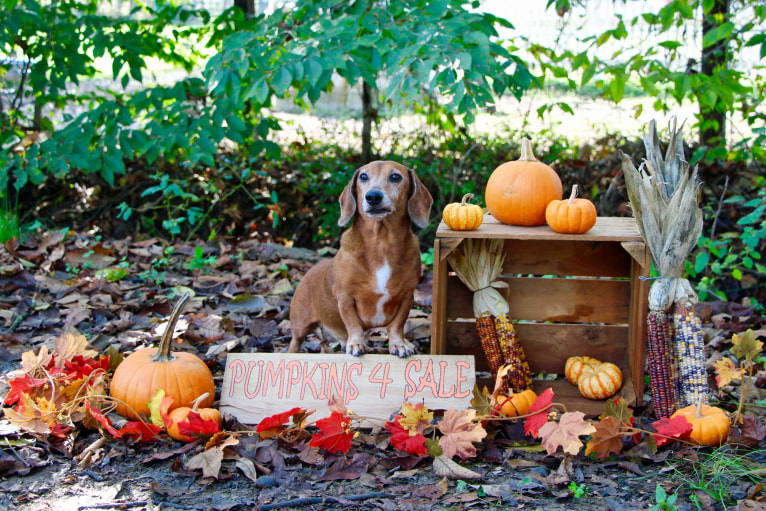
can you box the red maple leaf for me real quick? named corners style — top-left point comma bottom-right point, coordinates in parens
top-left (256, 407), bottom-right (305, 439)
top-left (63, 355), bottom-right (109, 381)
top-left (385, 418), bottom-right (427, 456)
top-left (651, 415), bottom-right (693, 447)
top-left (85, 400), bottom-right (120, 437)
top-left (310, 412), bottom-right (354, 454)
top-left (524, 388), bottom-right (554, 438)
top-left (4, 374), bottom-right (47, 407)
top-left (51, 423), bottom-right (71, 439)
top-left (116, 421), bottom-right (162, 442)
top-left (177, 411), bottom-right (222, 438)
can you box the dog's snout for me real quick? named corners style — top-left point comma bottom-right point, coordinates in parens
top-left (365, 190), bottom-right (384, 206)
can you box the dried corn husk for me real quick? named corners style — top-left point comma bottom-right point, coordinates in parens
top-left (447, 239), bottom-right (508, 317)
top-left (621, 117), bottom-right (709, 414)
top-left (620, 118), bottom-right (703, 311)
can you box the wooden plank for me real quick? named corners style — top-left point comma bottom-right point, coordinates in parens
top-left (439, 238), bottom-right (463, 261)
top-left (531, 376), bottom-right (636, 416)
top-left (621, 241), bottom-right (650, 268)
top-left (431, 239), bottom-right (448, 355)
top-left (503, 239), bottom-right (631, 277)
top-left (221, 354), bottom-right (476, 424)
top-left (446, 275), bottom-right (631, 323)
top-left (437, 216), bottom-right (642, 242)
top-left (446, 320), bottom-right (629, 373)
top-left (628, 247), bottom-right (650, 404)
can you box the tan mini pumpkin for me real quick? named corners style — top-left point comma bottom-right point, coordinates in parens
top-left (485, 138), bottom-right (563, 226)
top-left (166, 393), bottom-right (222, 442)
top-left (564, 356), bottom-right (601, 385)
top-left (578, 362), bottom-right (623, 400)
top-left (110, 293), bottom-right (215, 419)
top-left (497, 389), bottom-right (537, 417)
top-left (442, 193), bottom-right (484, 230)
top-left (671, 398), bottom-right (730, 446)
top-left (545, 184), bottom-right (597, 234)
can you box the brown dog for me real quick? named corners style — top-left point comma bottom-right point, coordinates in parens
top-left (288, 161), bottom-right (433, 357)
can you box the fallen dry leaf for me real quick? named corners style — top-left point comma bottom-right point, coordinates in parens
top-left (538, 412), bottom-right (595, 456)
top-left (187, 447), bottom-right (224, 479)
top-left (585, 416), bottom-right (625, 460)
top-left (432, 455), bottom-right (481, 480)
top-left (437, 408), bottom-right (487, 460)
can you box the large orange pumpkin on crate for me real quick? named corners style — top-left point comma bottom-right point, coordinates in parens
top-left (485, 138), bottom-right (563, 226)
top-left (671, 398), bottom-right (730, 446)
top-left (545, 184), bottom-right (597, 234)
top-left (577, 362), bottom-right (623, 400)
top-left (110, 294), bottom-right (215, 419)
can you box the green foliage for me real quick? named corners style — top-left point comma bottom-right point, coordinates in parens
top-left (651, 484), bottom-right (678, 511)
top-left (685, 177), bottom-right (766, 303)
top-left (568, 481), bottom-right (589, 499)
top-left (532, 0), bottom-right (766, 163)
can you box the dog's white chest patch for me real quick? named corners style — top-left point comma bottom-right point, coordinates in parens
top-left (372, 260), bottom-right (391, 325)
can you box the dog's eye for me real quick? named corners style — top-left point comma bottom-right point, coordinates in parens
top-left (389, 173), bottom-right (402, 183)
top-left (359, 172), bottom-right (369, 182)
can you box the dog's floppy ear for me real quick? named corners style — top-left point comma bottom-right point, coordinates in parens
top-left (407, 168), bottom-right (433, 229)
top-left (338, 170), bottom-right (358, 227)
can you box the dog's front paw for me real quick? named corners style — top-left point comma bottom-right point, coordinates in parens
top-left (389, 339), bottom-right (415, 358)
top-left (345, 340), bottom-right (367, 357)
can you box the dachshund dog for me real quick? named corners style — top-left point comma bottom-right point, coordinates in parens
top-left (288, 161), bottom-right (433, 357)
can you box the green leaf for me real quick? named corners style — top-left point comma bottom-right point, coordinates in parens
top-left (271, 66), bottom-right (293, 96)
top-left (702, 21), bottom-right (735, 48)
top-left (694, 252), bottom-right (709, 274)
top-left (304, 58), bottom-right (323, 86)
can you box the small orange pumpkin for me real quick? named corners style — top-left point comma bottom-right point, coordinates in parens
top-left (442, 193), bottom-right (483, 231)
top-left (110, 293), bottom-right (215, 419)
top-left (497, 389), bottom-right (537, 417)
top-left (578, 362), bottom-right (623, 400)
top-left (545, 184), bottom-right (597, 234)
top-left (485, 138), bottom-right (563, 226)
top-left (564, 356), bottom-right (601, 385)
top-left (166, 392), bottom-right (222, 442)
top-left (671, 398), bottom-right (730, 446)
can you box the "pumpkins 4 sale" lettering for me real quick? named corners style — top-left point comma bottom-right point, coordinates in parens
top-left (220, 354), bottom-right (475, 424)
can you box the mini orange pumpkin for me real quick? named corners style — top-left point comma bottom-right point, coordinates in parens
top-left (578, 362), bottom-right (623, 400)
top-left (166, 392), bottom-right (222, 442)
top-left (497, 389), bottom-right (537, 417)
top-left (671, 398), bottom-right (730, 446)
top-left (443, 193), bottom-right (483, 231)
top-left (545, 185), bottom-right (597, 234)
top-left (564, 355), bottom-right (601, 385)
top-left (110, 293), bottom-right (215, 419)
top-left (485, 138), bottom-right (563, 226)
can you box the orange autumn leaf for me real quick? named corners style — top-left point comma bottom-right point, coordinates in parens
top-left (538, 412), bottom-right (595, 456)
top-left (585, 416), bottom-right (625, 460)
top-left (714, 358), bottom-right (745, 388)
top-left (398, 402), bottom-right (433, 436)
top-left (437, 408), bottom-right (487, 460)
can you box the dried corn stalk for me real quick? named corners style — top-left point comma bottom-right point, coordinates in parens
top-left (621, 117), bottom-right (709, 414)
top-left (448, 239), bottom-right (530, 385)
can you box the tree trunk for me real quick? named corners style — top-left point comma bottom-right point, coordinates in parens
top-left (361, 80), bottom-right (374, 163)
top-left (234, 0), bottom-right (255, 16)
top-left (699, 0), bottom-right (729, 149)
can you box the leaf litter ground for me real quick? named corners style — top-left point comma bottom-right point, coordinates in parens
top-left (1, 231), bottom-right (765, 510)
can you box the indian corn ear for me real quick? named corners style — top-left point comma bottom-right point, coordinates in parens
top-left (673, 301), bottom-right (709, 407)
top-left (494, 314), bottom-right (531, 391)
top-left (476, 313), bottom-right (503, 377)
top-left (647, 310), bottom-right (677, 418)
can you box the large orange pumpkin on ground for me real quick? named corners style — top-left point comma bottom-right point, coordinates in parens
top-left (485, 138), bottom-right (563, 226)
top-left (110, 293), bottom-right (215, 419)
top-left (671, 398), bottom-right (730, 446)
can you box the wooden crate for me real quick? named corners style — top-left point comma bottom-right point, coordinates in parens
top-left (430, 216), bottom-right (650, 415)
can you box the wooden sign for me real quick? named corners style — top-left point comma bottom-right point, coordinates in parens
top-left (220, 354), bottom-right (476, 424)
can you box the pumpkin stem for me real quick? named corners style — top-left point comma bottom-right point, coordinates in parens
top-left (153, 292), bottom-right (191, 363)
top-left (568, 185), bottom-right (579, 204)
top-left (695, 396), bottom-right (705, 418)
top-left (191, 392), bottom-right (209, 412)
top-left (460, 193), bottom-right (474, 206)
top-left (518, 138), bottom-right (538, 162)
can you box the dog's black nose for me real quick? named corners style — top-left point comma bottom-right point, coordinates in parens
top-left (365, 190), bottom-right (383, 206)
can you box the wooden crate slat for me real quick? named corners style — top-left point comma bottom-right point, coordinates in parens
top-left (502, 239), bottom-right (631, 277)
top-left (446, 320), bottom-right (629, 374)
top-left (446, 275), bottom-right (631, 324)
top-left (437, 216), bottom-right (643, 242)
